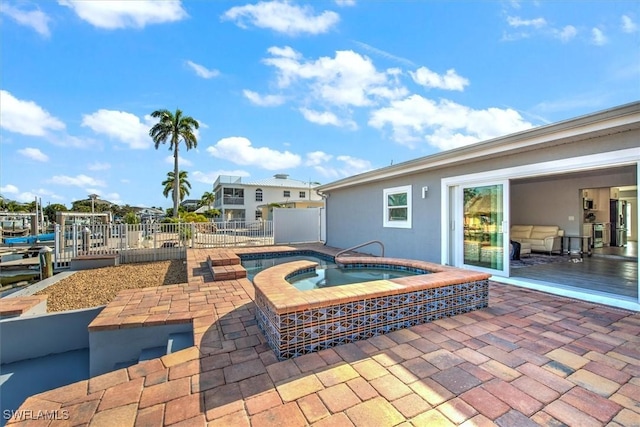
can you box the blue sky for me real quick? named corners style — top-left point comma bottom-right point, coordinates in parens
top-left (1, 1), bottom-right (638, 209)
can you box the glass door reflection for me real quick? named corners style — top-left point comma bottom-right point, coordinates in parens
top-left (463, 184), bottom-right (506, 272)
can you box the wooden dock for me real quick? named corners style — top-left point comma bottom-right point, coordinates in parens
top-left (0, 257), bottom-right (40, 269)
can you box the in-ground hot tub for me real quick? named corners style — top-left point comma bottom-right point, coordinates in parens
top-left (253, 254), bottom-right (491, 359)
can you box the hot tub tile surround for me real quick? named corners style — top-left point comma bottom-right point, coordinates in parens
top-left (252, 255), bottom-right (491, 360)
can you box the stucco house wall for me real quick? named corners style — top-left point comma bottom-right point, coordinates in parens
top-left (322, 106), bottom-right (639, 263)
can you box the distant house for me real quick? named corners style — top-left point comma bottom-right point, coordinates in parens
top-left (213, 174), bottom-right (324, 221)
top-left (179, 199), bottom-right (201, 212)
top-left (317, 102), bottom-right (640, 311)
top-left (135, 207), bottom-right (165, 222)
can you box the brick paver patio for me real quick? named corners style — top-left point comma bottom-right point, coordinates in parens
top-left (6, 246), bottom-right (640, 426)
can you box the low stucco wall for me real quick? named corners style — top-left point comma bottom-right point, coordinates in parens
top-left (0, 306), bottom-right (103, 364)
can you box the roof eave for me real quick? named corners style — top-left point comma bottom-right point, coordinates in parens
top-left (317, 101), bottom-right (640, 192)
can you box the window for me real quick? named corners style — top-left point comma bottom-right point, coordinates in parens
top-left (299, 191), bottom-right (306, 198)
top-left (383, 185), bottom-right (412, 228)
top-left (255, 210), bottom-right (262, 220)
top-left (255, 189), bottom-right (263, 202)
top-left (283, 190), bottom-right (291, 198)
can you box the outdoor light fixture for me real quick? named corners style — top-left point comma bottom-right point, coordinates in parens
top-left (422, 186), bottom-right (429, 199)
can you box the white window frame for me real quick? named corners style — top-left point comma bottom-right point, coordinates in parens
top-left (283, 190), bottom-right (291, 198)
top-left (383, 185), bottom-right (412, 228)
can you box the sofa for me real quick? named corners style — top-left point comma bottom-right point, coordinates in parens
top-left (510, 225), bottom-right (563, 254)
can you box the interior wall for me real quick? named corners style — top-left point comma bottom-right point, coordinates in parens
top-left (510, 167), bottom-right (637, 235)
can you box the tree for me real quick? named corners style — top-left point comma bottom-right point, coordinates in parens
top-left (162, 171), bottom-right (191, 204)
top-left (200, 191), bottom-right (215, 208)
top-left (43, 204), bottom-right (68, 223)
top-left (149, 108), bottom-right (199, 218)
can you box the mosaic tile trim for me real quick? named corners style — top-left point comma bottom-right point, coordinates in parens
top-left (256, 279), bottom-right (489, 360)
top-left (240, 250), bottom-right (334, 262)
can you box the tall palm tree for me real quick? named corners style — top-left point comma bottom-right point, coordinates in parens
top-left (149, 108), bottom-right (199, 218)
top-left (200, 191), bottom-right (215, 208)
top-left (162, 171), bottom-right (191, 205)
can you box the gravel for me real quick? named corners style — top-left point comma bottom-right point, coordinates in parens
top-left (35, 260), bottom-right (188, 312)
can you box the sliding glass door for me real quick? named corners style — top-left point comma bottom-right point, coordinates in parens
top-left (461, 182), bottom-right (509, 275)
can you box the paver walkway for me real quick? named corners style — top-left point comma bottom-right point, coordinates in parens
top-left (6, 246), bottom-right (640, 426)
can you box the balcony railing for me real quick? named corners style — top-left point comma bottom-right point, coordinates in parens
top-left (222, 197), bottom-right (244, 205)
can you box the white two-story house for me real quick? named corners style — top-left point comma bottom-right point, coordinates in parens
top-left (213, 174), bottom-right (324, 222)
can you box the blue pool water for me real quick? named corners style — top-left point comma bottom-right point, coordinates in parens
top-left (242, 252), bottom-right (423, 291)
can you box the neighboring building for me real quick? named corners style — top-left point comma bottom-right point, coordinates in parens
top-left (213, 174), bottom-right (324, 221)
top-left (135, 207), bottom-right (165, 222)
top-left (317, 102), bottom-right (640, 311)
top-left (179, 199), bottom-right (201, 211)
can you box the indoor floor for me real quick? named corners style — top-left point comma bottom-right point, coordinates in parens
top-left (510, 242), bottom-right (638, 299)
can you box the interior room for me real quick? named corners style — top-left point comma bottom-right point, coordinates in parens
top-left (509, 165), bottom-right (637, 299)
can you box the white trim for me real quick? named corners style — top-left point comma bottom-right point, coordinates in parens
top-left (442, 147), bottom-right (640, 306)
top-left (383, 185), bottom-right (412, 229)
top-left (442, 147), bottom-right (639, 185)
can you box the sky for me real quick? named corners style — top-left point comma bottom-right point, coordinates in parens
top-left (1, 0), bottom-right (638, 210)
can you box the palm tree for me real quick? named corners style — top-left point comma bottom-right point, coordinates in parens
top-left (162, 171), bottom-right (191, 206)
top-left (200, 191), bottom-right (215, 208)
top-left (149, 108), bottom-right (199, 218)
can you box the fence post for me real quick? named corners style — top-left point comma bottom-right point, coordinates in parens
top-left (54, 223), bottom-right (60, 267)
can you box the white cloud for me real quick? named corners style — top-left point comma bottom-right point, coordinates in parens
top-left (59, 0), bottom-right (188, 29)
top-left (186, 60), bottom-right (220, 79)
top-left (369, 95), bottom-right (532, 150)
top-left (88, 162), bottom-right (111, 171)
top-left (305, 151), bottom-right (333, 166)
top-left (622, 15), bottom-right (638, 33)
top-left (263, 47), bottom-right (399, 107)
top-left (591, 28), bottom-right (607, 46)
top-left (1, 184), bottom-right (19, 194)
top-left (192, 169), bottom-right (249, 184)
top-left (98, 192), bottom-right (123, 205)
top-left (82, 109), bottom-right (151, 149)
top-left (410, 67), bottom-right (469, 91)
top-left (243, 90), bottom-right (286, 107)
top-left (165, 155), bottom-right (193, 167)
top-left (1, 3), bottom-right (51, 37)
top-left (311, 154), bottom-right (372, 179)
top-left (18, 147), bottom-right (49, 162)
top-left (48, 174), bottom-right (106, 188)
top-left (0, 188), bottom-right (54, 206)
top-left (0, 90), bottom-right (65, 136)
top-left (299, 108), bottom-right (357, 129)
top-left (553, 25), bottom-right (577, 42)
top-left (335, 0), bottom-right (356, 6)
top-left (206, 137), bottom-right (301, 170)
top-left (336, 155), bottom-right (372, 174)
top-left (222, 1), bottom-right (339, 36)
top-left (352, 41), bottom-right (415, 67)
top-left (507, 16), bottom-right (547, 28)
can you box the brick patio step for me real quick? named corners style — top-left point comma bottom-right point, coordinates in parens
top-left (211, 264), bottom-right (247, 280)
top-left (207, 251), bottom-right (241, 267)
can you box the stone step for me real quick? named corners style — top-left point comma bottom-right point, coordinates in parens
top-left (207, 252), bottom-right (241, 267)
top-left (211, 264), bottom-right (247, 280)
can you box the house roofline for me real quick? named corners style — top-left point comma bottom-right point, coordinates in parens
top-left (317, 101), bottom-right (640, 192)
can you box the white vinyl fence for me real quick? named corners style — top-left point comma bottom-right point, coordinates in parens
top-left (273, 208), bottom-right (323, 244)
top-left (52, 220), bottom-right (276, 266)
